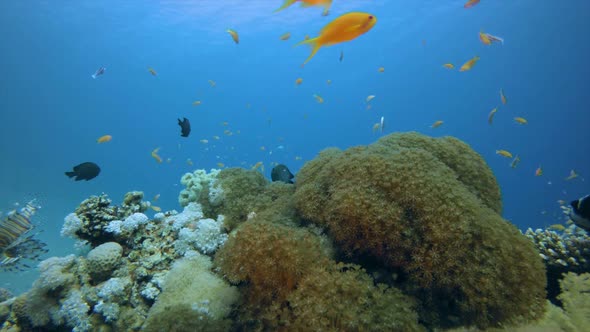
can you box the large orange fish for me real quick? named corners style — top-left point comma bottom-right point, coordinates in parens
top-left (296, 12), bottom-right (377, 66)
top-left (274, 0), bottom-right (332, 16)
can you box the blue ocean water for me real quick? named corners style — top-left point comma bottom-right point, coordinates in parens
top-left (0, 0), bottom-right (588, 294)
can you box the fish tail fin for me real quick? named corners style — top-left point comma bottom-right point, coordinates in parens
top-left (296, 37), bottom-right (321, 66)
top-left (322, 0), bottom-right (332, 16)
top-left (65, 171), bottom-right (75, 178)
top-left (274, 0), bottom-right (297, 13)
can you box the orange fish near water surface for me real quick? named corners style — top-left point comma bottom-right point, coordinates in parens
top-left (274, 0), bottom-right (332, 16)
top-left (296, 12), bottom-right (377, 66)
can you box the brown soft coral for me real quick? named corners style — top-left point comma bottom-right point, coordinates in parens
top-left (214, 221), bottom-right (329, 305)
top-left (294, 132), bottom-right (546, 329)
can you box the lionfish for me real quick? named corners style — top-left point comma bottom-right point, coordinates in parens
top-left (0, 201), bottom-right (48, 272)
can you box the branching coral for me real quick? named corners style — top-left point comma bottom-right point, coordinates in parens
top-left (293, 132), bottom-right (546, 329)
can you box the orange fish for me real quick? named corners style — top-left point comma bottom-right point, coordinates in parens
top-left (459, 56), bottom-right (480, 72)
top-left (479, 31), bottom-right (504, 45)
top-left (295, 77), bottom-right (303, 85)
top-left (500, 89), bottom-right (507, 105)
top-left (442, 63), bottom-right (454, 69)
top-left (378, 67), bottom-right (385, 72)
top-left (274, 0), bottom-right (332, 16)
top-left (97, 135), bottom-right (112, 143)
top-left (280, 32), bottom-right (291, 40)
top-left (151, 148), bottom-right (162, 163)
top-left (535, 166), bottom-right (543, 177)
top-left (431, 120), bottom-right (444, 128)
top-left (464, 0), bottom-right (480, 8)
top-left (488, 107), bottom-right (498, 124)
top-left (296, 12), bottom-right (377, 66)
top-left (226, 29), bottom-right (239, 44)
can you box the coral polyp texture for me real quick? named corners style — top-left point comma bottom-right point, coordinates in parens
top-left (293, 132), bottom-right (547, 329)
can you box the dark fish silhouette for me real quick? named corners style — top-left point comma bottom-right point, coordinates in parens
top-left (65, 162), bottom-right (100, 181)
top-left (178, 117), bottom-right (191, 137)
top-left (570, 195), bottom-right (590, 231)
top-left (271, 164), bottom-right (294, 184)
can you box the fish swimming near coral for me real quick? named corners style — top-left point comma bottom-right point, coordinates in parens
top-left (178, 117), bottom-right (191, 137)
top-left (570, 195), bottom-right (590, 231)
top-left (65, 162), bottom-right (101, 181)
top-left (271, 164), bottom-right (295, 184)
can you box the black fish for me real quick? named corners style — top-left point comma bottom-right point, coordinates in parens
top-left (178, 117), bottom-right (191, 137)
top-left (65, 162), bottom-right (100, 181)
top-left (570, 195), bottom-right (590, 231)
top-left (271, 164), bottom-right (294, 184)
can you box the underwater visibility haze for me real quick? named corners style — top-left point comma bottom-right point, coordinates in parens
top-left (1, 0), bottom-right (589, 331)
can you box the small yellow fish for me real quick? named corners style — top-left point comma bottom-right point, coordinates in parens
top-left (296, 12), bottom-right (377, 66)
top-left (459, 56), bottom-right (480, 72)
top-left (217, 162), bottom-right (225, 168)
top-left (565, 170), bottom-right (579, 181)
top-left (208, 80), bottom-right (216, 87)
top-left (479, 31), bottom-right (504, 45)
top-left (496, 150), bottom-right (513, 158)
top-left (510, 155), bottom-right (521, 169)
top-left (280, 32), bottom-right (291, 40)
top-left (488, 107), bottom-right (498, 124)
top-left (378, 67), bottom-right (385, 72)
top-left (548, 224), bottom-right (566, 231)
top-left (187, 158), bottom-right (193, 166)
top-left (226, 29), bottom-right (239, 44)
top-left (252, 161), bottom-right (264, 172)
top-left (500, 88), bottom-right (507, 105)
top-left (97, 135), bottom-right (112, 143)
top-left (431, 120), bottom-right (444, 128)
top-left (151, 147), bottom-right (163, 163)
top-left (153, 194), bottom-right (160, 201)
top-left (199, 139), bottom-right (209, 144)
top-left (150, 205), bottom-right (162, 212)
top-left (192, 100), bottom-right (202, 106)
top-left (366, 95), bottom-right (375, 103)
top-left (295, 77), bottom-right (303, 85)
top-left (313, 94), bottom-right (324, 103)
top-left (148, 67), bottom-right (157, 76)
top-left (326, 79), bottom-right (332, 85)
top-left (535, 166), bottom-right (543, 176)
top-left (372, 122), bottom-right (381, 132)
top-left (442, 63), bottom-right (454, 69)
top-left (514, 117), bottom-right (528, 125)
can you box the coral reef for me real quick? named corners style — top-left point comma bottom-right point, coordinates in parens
top-left (524, 225), bottom-right (590, 305)
top-left (63, 192), bottom-right (149, 246)
top-left (293, 132), bottom-right (546, 329)
top-left (143, 253), bottom-right (239, 332)
top-left (179, 168), bottom-right (297, 230)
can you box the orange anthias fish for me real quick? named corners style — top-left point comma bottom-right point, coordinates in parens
top-left (442, 63), bottom-right (454, 69)
top-left (479, 31), bottom-right (504, 45)
top-left (274, 0), bottom-right (332, 16)
top-left (226, 29), bottom-right (239, 44)
top-left (97, 135), bottom-right (112, 143)
top-left (500, 88), bottom-right (507, 105)
top-left (535, 166), bottom-right (543, 177)
top-left (296, 12), bottom-right (377, 66)
top-left (459, 56), bottom-right (480, 72)
top-left (488, 107), bottom-right (498, 124)
top-left (151, 147), bottom-right (163, 163)
top-left (464, 0), bottom-right (480, 8)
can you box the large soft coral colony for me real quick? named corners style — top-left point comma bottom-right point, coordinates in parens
top-left (294, 132), bottom-right (547, 329)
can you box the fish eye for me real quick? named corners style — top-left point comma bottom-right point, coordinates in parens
top-left (368, 15), bottom-right (373, 20)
